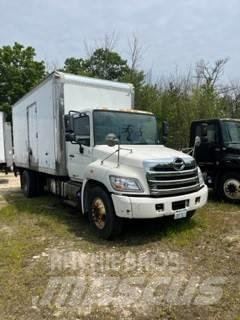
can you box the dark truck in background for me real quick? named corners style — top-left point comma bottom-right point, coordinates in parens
top-left (190, 118), bottom-right (240, 203)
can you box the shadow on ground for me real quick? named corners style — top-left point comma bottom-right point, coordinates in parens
top-left (0, 178), bottom-right (9, 184)
top-left (1, 190), bottom-right (204, 248)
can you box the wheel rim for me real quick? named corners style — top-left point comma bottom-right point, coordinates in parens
top-left (91, 197), bottom-right (106, 229)
top-left (223, 178), bottom-right (240, 200)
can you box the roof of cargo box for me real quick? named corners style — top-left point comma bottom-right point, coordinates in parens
top-left (56, 71), bottom-right (134, 91)
top-left (12, 71), bottom-right (134, 108)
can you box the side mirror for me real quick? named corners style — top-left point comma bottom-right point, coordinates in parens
top-left (105, 133), bottom-right (119, 147)
top-left (194, 136), bottom-right (201, 147)
top-left (200, 123), bottom-right (208, 143)
top-left (201, 123), bottom-right (208, 137)
top-left (64, 114), bottom-right (74, 133)
top-left (65, 132), bottom-right (76, 142)
top-left (162, 121), bottom-right (169, 144)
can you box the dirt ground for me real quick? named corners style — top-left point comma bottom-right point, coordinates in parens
top-left (0, 173), bottom-right (240, 320)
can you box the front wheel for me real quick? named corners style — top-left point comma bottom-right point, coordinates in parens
top-left (87, 186), bottom-right (123, 239)
top-left (217, 172), bottom-right (240, 203)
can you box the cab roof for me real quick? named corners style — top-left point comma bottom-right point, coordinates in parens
top-left (94, 107), bottom-right (153, 115)
top-left (192, 118), bottom-right (240, 123)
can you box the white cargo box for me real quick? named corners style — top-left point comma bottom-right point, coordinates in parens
top-left (0, 112), bottom-right (13, 167)
top-left (12, 72), bottom-right (134, 176)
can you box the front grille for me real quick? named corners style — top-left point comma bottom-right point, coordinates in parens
top-left (146, 161), bottom-right (200, 197)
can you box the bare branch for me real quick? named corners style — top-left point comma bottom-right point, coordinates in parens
top-left (127, 34), bottom-right (143, 70)
top-left (84, 32), bottom-right (119, 58)
top-left (195, 58), bottom-right (229, 87)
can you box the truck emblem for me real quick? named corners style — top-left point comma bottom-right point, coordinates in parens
top-left (173, 158), bottom-right (185, 171)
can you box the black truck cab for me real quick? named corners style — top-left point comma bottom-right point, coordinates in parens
top-left (190, 119), bottom-right (240, 202)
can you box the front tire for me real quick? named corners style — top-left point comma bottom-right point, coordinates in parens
top-left (217, 172), bottom-right (240, 203)
top-left (87, 186), bottom-right (123, 239)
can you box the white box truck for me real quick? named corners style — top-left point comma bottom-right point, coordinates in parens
top-left (12, 71), bottom-right (208, 239)
top-left (0, 111), bottom-right (13, 173)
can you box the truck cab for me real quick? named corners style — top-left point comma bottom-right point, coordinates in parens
top-left (64, 108), bottom-right (208, 238)
top-left (190, 119), bottom-right (240, 202)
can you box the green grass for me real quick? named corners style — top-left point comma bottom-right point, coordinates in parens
top-left (0, 192), bottom-right (239, 319)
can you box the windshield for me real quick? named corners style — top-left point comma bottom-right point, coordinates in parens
top-left (93, 110), bottom-right (159, 145)
top-left (222, 121), bottom-right (240, 144)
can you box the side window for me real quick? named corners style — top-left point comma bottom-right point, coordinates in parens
top-left (206, 123), bottom-right (218, 143)
top-left (195, 125), bottom-right (202, 137)
top-left (195, 123), bottom-right (218, 144)
top-left (73, 116), bottom-right (90, 146)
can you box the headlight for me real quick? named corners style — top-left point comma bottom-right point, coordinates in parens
top-left (197, 167), bottom-right (204, 186)
top-left (109, 176), bottom-right (144, 192)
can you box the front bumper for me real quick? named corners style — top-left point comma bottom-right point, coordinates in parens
top-left (112, 185), bottom-right (208, 219)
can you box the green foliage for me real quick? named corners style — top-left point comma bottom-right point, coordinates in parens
top-left (62, 49), bottom-right (237, 149)
top-left (63, 57), bottom-right (89, 76)
top-left (0, 42), bottom-right (45, 120)
top-left (0, 42), bottom-right (237, 149)
top-left (120, 69), bottom-right (145, 107)
top-left (63, 48), bottom-right (130, 81)
top-left (86, 48), bottom-right (130, 80)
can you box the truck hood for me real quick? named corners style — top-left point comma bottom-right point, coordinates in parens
top-left (93, 145), bottom-right (194, 168)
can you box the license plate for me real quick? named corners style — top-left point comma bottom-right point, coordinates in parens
top-left (174, 209), bottom-right (187, 220)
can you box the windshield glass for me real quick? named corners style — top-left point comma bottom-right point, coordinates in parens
top-left (222, 121), bottom-right (240, 144)
top-left (93, 110), bottom-right (159, 145)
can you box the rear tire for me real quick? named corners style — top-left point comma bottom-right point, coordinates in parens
top-left (217, 172), bottom-right (240, 203)
top-left (22, 170), bottom-right (38, 198)
top-left (87, 186), bottom-right (123, 239)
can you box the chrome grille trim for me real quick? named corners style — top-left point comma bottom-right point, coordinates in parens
top-left (147, 168), bottom-right (198, 176)
top-left (145, 159), bottom-right (200, 197)
top-left (148, 176), bottom-right (199, 186)
top-left (150, 184), bottom-right (200, 196)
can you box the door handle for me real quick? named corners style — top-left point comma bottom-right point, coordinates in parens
top-left (69, 154), bottom-right (75, 158)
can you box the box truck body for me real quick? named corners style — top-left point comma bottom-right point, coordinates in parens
top-left (12, 71), bottom-right (208, 239)
top-left (12, 72), bottom-right (133, 176)
top-left (0, 112), bottom-right (13, 172)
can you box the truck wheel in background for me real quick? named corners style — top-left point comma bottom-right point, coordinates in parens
top-left (87, 186), bottom-right (123, 239)
top-left (217, 172), bottom-right (240, 203)
top-left (22, 170), bottom-right (38, 198)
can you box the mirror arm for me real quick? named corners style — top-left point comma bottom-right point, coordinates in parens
top-left (79, 144), bottom-right (84, 154)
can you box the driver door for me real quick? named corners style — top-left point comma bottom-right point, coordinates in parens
top-left (194, 121), bottom-right (220, 173)
top-left (67, 114), bottom-right (92, 181)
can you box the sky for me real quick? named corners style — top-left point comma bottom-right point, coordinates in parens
top-left (0, 0), bottom-right (239, 83)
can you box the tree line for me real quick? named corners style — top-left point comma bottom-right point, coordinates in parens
top-left (0, 41), bottom-right (239, 149)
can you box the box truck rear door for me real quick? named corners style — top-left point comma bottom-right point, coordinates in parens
top-left (27, 103), bottom-right (38, 168)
